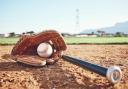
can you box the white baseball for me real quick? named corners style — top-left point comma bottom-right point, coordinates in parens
top-left (37, 43), bottom-right (53, 57)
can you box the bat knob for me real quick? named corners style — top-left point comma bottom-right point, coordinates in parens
top-left (106, 66), bottom-right (122, 84)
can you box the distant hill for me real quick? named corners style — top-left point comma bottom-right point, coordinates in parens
top-left (81, 21), bottom-right (128, 34)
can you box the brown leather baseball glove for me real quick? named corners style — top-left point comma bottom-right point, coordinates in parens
top-left (11, 30), bottom-right (67, 66)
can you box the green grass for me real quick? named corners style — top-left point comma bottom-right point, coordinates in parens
top-left (64, 37), bottom-right (128, 44)
top-left (0, 37), bottom-right (19, 45)
top-left (0, 37), bottom-right (128, 45)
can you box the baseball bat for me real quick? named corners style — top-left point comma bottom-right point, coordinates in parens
top-left (62, 55), bottom-right (122, 84)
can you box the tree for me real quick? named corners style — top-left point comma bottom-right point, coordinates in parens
top-left (97, 30), bottom-right (105, 36)
top-left (26, 31), bottom-right (34, 34)
top-left (114, 32), bottom-right (125, 37)
top-left (9, 32), bottom-right (15, 37)
top-left (91, 32), bottom-right (94, 34)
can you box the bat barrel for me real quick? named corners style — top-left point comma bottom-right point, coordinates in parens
top-left (62, 55), bottom-right (122, 84)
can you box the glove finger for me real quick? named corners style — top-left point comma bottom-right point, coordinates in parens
top-left (46, 58), bottom-right (55, 65)
top-left (51, 35), bottom-right (66, 52)
top-left (57, 36), bottom-right (67, 51)
top-left (51, 38), bottom-right (61, 51)
top-left (12, 37), bottom-right (31, 55)
top-left (46, 51), bottom-right (62, 64)
top-left (51, 51), bottom-right (62, 61)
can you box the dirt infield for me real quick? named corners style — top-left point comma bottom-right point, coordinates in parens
top-left (0, 45), bottom-right (128, 89)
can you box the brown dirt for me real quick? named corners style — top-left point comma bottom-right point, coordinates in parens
top-left (0, 45), bottom-right (128, 89)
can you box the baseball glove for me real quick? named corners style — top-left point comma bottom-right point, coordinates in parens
top-left (11, 30), bottom-right (67, 66)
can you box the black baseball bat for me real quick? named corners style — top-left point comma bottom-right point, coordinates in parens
top-left (62, 55), bottom-right (122, 84)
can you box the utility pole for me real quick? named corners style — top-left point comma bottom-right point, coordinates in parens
top-left (75, 8), bottom-right (80, 34)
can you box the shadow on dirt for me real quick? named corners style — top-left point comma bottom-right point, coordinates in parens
top-left (0, 54), bottom-right (114, 89)
top-left (0, 62), bottom-right (114, 89)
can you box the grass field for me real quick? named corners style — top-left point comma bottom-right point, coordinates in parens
top-left (65, 37), bottom-right (128, 44)
top-left (0, 37), bottom-right (19, 45)
top-left (0, 37), bottom-right (128, 45)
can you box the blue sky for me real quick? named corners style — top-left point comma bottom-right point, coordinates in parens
top-left (0, 0), bottom-right (128, 34)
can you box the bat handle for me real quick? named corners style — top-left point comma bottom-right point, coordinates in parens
top-left (106, 66), bottom-right (122, 84)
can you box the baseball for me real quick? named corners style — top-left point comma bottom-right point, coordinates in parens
top-left (37, 43), bottom-right (53, 57)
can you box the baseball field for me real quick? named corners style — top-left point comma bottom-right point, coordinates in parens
top-left (0, 37), bottom-right (128, 45)
top-left (0, 37), bottom-right (128, 89)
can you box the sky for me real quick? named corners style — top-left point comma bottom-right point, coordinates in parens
top-left (0, 0), bottom-right (128, 34)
